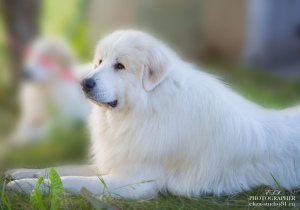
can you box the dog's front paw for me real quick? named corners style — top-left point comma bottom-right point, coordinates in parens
top-left (6, 180), bottom-right (34, 194)
top-left (6, 179), bottom-right (50, 194)
top-left (5, 169), bottom-right (44, 181)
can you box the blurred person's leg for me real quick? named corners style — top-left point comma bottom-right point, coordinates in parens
top-left (2, 0), bottom-right (41, 85)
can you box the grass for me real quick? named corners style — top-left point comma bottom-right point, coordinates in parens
top-left (0, 182), bottom-right (299, 209)
top-left (1, 65), bottom-right (300, 209)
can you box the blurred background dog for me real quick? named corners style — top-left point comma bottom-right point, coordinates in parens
top-left (8, 38), bottom-right (91, 145)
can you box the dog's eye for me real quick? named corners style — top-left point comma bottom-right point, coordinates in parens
top-left (94, 59), bottom-right (102, 69)
top-left (115, 63), bottom-right (125, 70)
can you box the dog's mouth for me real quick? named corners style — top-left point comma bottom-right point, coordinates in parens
top-left (84, 93), bottom-right (118, 108)
top-left (106, 100), bottom-right (118, 108)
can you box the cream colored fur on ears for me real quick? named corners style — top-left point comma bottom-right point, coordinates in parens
top-left (143, 48), bottom-right (169, 91)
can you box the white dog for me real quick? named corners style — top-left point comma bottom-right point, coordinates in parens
top-left (6, 30), bottom-right (300, 199)
top-left (9, 38), bottom-right (91, 144)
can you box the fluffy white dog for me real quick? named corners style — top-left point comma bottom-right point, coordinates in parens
top-left (9, 38), bottom-right (91, 144)
top-left (6, 30), bottom-right (300, 199)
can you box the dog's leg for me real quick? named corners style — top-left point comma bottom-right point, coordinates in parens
top-left (7, 175), bottom-right (158, 199)
top-left (5, 165), bottom-right (99, 180)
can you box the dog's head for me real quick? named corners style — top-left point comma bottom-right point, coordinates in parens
top-left (23, 38), bottom-right (76, 83)
top-left (81, 30), bottom-right (171, 110)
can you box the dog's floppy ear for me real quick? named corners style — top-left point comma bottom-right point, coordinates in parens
top-left (143, 47), bottom-right (169, 91)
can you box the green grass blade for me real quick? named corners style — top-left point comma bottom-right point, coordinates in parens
top-left (30, 177), bottom-right (45, 210)
top-left (98, 176), bottom-right (110, 196)
top-left (270, 173), bottom-right (282, 191)
top-left (50, 168), bottom-right (63, 210)
top-left (97, 174), bottom-right (112, 200)
top-left (1, 180), bottom-right (11, 210)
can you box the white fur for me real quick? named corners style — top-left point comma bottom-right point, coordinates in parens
top-left (6, 30), bottom-right (300, 199)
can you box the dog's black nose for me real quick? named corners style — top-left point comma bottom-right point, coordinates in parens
top-left (81, 78), bottom-right (96, 92)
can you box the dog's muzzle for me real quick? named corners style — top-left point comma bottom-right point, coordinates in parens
top-left (81, 78), bottom-right (118, 108)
